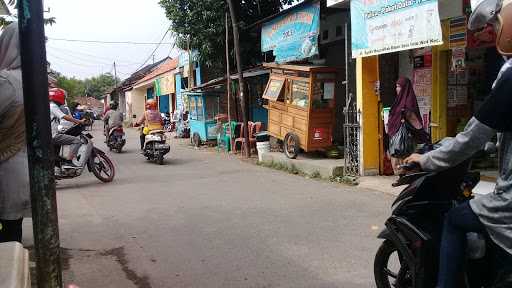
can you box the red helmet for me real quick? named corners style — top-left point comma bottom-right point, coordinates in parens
top-left (49, 88), bottom-right (66, 105)
top-left (145, 99), bottom-right (157, 110)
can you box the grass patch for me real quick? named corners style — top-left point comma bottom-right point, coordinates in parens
top-left (330, 175), bottom-right (359, 186)
top-left (310, 171), bottom-right (322, 179)
top-left (289, 164), bottom-right (300, 175)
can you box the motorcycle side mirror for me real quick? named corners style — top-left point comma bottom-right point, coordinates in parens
top-left (484, 142), bottom-right (497, 155)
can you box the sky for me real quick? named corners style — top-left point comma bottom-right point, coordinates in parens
top-left (42, 0), bottom-right (179, 80)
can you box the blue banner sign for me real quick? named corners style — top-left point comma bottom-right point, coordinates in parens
top-left (261, 3), bottom-right (320, 63)
top-left (350, 0), bottom-right (443, 58)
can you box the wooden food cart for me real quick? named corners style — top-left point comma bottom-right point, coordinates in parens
top-left (262, 63), bottom-right (337, 159)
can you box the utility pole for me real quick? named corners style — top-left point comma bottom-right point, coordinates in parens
top-left (225, 12), bottom-right (232, 131)
top-left (187, 37), bottom-right (195, 88)
top-left (17, 0), bottom-right (63, 287)
top-left (226, 0), bottom-right (250, 157)
top-left (113, 61), bottom-right (118, 102)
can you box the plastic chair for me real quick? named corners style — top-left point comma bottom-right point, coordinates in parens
top-left (217, 121), bottom-right (237, 153)
top-left (248, 122), bottom-right (263, 153)
top-left (216, 124), bottom-right (228, 152)
top-left (233, 122), bottom-right (245, 154)
top-left (234, 122), bottom-right (263, 154)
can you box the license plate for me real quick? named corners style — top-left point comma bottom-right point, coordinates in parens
top-left (155, 143), bottom-right (169, 149)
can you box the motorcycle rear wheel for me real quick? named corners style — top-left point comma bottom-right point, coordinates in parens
top-left (89, 149), bottom-right (115, 182)
top-left (157, 153), bottom-right (164, 165)
top-left (374, 240), bottom-right (412, 288)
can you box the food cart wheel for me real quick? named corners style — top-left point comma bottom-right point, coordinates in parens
top-left (192, 132), bottom-right (201, 147)
top-left (284, 133), bottom-right (300, 159)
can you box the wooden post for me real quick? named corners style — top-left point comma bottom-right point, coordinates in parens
top-left (17, 0), bottom-right (63, 287)
top-left (226, 0), bottom-right (250, 157)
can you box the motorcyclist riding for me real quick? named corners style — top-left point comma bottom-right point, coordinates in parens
top-left (136, 99), bottom-right (163, 150)
top-left (405, 1), bottom-right (512, 287)
top-left (103, 102), bottom-right (123, 142)
top-left (49, 88), bottom-right (85, 168)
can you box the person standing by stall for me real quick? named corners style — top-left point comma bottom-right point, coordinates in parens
top-left (0, 23), bottom-right (30, 243)
top-left (387, 77), bottom-right (427, 174)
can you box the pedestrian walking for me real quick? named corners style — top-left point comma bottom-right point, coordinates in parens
top-left (0, 22), bottom-right (31, 243)
top-left (387, 77), bottom-right (428, 174)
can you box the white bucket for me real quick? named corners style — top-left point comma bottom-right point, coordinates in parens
top-left (256, 141), bottom-right (270, 162)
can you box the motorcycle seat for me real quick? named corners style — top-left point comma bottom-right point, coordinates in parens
top-left (149, 130), bottom-right (165, 135)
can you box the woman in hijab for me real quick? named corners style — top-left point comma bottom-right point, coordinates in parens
top-left (0, 22), bottom-right (30, 243)
top-left (387, 77), bottom-right (425, 174)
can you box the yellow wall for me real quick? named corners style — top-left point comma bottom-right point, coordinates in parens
top-left (431, 46), bottom-right (449, 142)
top-left (357, 56), bottom-right (380, 175)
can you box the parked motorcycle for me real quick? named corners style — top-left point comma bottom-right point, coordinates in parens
top-left (162, 113), bottom-right (174, 132)
top-left (107, 126), bottom-right (126, 153)
top-left (55, 124), bottom-right (115, 183)
top-left (142, 130), bottom-right (170, 165)
top-left (374, 141), bottom-right (512, 288)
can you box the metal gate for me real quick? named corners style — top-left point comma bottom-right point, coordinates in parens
top-left (343, 22), bottom-right (361, 177)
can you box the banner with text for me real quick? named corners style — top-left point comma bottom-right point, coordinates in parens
top-left (350, 0), bottom-right (444, 58)
top-left (261, 3), bottom-right (320, 63)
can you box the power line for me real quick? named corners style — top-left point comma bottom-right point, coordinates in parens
top-left (46, 45), bottom-right (143, 66)
top-left (47, 37), bottom-right (174, 45)
top-left (47, 51), bottom-right (109, 68)
top-left (132, 24), bottom-right (172, 73)
top-left (47, 46), bottom-right (115, 66)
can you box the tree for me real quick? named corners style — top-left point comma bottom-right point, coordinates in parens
top-left (56, 75), bottom-right (85, 103)
top-left (84, 73), bottom-right (119, 99)
top-left (55, 73), bottom-right (120, 102)
top-left (0, 0), bottom-right (56, 28)
top-left (159, 0), bottom-right (297, 70)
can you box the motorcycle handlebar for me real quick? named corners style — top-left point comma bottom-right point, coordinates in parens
top-left (398, 162), bottom-right (421, 172)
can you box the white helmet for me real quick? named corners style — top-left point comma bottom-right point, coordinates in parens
top-left (469, 0), bottom-right (512, 56)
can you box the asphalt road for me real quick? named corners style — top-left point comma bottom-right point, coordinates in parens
top-left (24, 124), bottom-right (394, 288)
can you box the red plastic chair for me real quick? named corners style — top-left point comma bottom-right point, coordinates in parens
top-left (233, 123), bottom-right (245, 153)
top-left (235, 122), bottom-right (264, 154)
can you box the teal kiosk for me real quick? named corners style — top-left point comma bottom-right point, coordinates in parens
top-left (184, 91), bottom-right (221, 147)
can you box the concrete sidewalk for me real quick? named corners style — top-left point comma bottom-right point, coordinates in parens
top-left (358, 175), bottom-right (495, 197)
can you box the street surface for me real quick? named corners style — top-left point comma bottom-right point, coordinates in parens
top-left (24, 124), bottom-right (393, 288)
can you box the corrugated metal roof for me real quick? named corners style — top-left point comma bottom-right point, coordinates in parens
top-left (134, 58), bottom-right (178, 88)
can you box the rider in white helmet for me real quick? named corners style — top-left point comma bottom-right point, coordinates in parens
top-left (406, 0), bottom-right (512, 287)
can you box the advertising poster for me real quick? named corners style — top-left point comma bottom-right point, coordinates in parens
top-left (261, 3), bottom-right (320, 63)
top-left (414, 68), bottom-right (433, 129)
top-left (350, 0), bottom-right (444, 58)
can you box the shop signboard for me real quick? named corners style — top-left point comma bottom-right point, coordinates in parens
top-left (350, 0), bottom-right (443, 58)
top-left (261, 3), bottom-right (320, 63)
top-left (413, 68), bottom-right (433, 129)
top-left (449, 16), bottom-right (467, 48)
top-left (155, 73), bottom-right (176, 97)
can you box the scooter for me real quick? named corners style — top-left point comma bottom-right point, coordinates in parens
top-left (142, 130), bottom-right (170, 165)
top-left (107, 126), bottom-right (126, 153)
top-left (374, 141), bottom-right (512, 288)
top-left (55, 123), bottom-right (115, 183)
